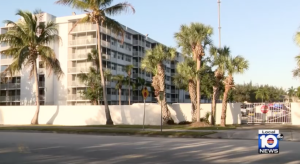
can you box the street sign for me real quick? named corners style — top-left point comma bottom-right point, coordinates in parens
top-left (142, 87), bottom-right (149, 99)
top-left (159, 91), bottom-right (164, 101)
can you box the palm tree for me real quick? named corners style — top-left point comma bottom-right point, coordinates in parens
top-left (112, 74), bottom-right (126, 105)
top-left (78, 67), bottom-right (102, 105)
top-left (141, 44), bottom-right (176, 124)
top-left (0, 10), bottom-right (63, 124)
top-left (287, 86), bottom-right (296, 102)
top-left (255, 87), bottom-right (270, 102)
top-left (209, 46), bottom-right (230, 125)
top-left (174, 22), bottom-right (213, 122)
top-left (55, 0), bottom-right (135, 125)
top-left (78, 49), bottom-right (111, 105)
top-left (173, 57), bottom-right (197, 121)
top-left (220, 55), bottom-right (249, 127)
top-left (125, 64), bottom-right (133, 105)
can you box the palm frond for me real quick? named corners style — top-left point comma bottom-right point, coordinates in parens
top-left (103, 17), bottom-right (125, 43)
top-left (55, 0), bottom-right (90, 10)
top-left (104, 2), bottom-right (135, 16)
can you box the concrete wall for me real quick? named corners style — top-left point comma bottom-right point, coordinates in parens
top-left (0, 103), bottom-right (241, 125)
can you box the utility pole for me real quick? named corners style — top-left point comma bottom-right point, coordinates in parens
top-left (218, 0), bottom-right (221, 48)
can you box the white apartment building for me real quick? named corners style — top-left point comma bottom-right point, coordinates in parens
top-left (0, 12), bottom-right (190, 106)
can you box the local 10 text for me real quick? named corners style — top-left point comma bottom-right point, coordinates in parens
top-left (258, 130), bottom-right (282, 154)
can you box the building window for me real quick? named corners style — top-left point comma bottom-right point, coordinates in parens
top-left (167, 94), bottom-right (170, 98)
top-left (111, 89), bottom-right (116, 95)
top-left (125, 56), bottom-right (131, 62)
top-left (166, 76), bottom-right (170, 81)
top-left (1, 65), bottom-right (8, 72)
top-left (111, 64), bottom-right (116, 70)
top-left (146, 42), bottom-right (150, 48)
top-left (126, 33), bottom-right (131, 40)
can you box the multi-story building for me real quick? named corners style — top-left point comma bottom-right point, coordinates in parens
top-left (0, 12), bottom-right (189, 106)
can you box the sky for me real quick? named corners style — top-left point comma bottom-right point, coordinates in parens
top-left (0, 0), bottom-right (300, 90)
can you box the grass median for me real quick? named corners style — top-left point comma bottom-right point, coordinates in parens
top-left (0, 127), bottom-right (216, 138)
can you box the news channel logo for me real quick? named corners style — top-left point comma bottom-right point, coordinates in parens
top-left (258, 130), bottom-right (284, 154)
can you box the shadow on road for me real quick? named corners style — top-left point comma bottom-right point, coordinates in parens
top-left (0, 132), bottom-right (298, 164)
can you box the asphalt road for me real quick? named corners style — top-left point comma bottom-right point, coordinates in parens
top-left (0, 132), bottom-right (299, 164)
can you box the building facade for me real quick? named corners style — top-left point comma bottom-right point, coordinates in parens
top-left (0, 12), bottom-right (190, 106)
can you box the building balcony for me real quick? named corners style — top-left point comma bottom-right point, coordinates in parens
top-left (69, 80), bottom-right (86, 87)
top-left (171, 90), bottom-right (176, 94)
top-left (67, 94), bottom-right (88, 101)
top-left (38, 68), bottom-right (45, 74)
top-left (0, 83), bottom-right (20, 89)
top-left (0, 96), bottom-right (20, 102)
top-left (69, 53), bottom-right (88, 60)
top-left (171, 98), bottom-right (177, 102)
top-left (68, 67), bottom-right (91, 73)
top-left (69, 38), bottom-right (97, 46)
top-left (133, 62), bottom-right (139, 67)
top-left (0, 58), bottom-right (13, 65)
top-left (38, 81), bottom-right (45, 88)
top-left (71, 24), bottom-right (97, 33)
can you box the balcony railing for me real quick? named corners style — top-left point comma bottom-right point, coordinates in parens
top-left (71, 24), bottom-right (97, 32)
top-left (0, 83), bottom-right (20, 89)
top-left (38, 81), bottom-right (45, 88)
top-left (68, 67), bottom-right (91, 73)
top-left (38, 68), bottom-right (45, 74)
top-left (133, 62), bottom-right (139, 67)
top-left (171, 98), bottom-right (177, 102)
top-left (171, 90), bottom-right (176, 94)
top-left (0, 96), bottom-right (20, 102)
top-left (69, 38), bottom-right (97, 46)
top-left (0, 58), bottom-right (13, 65)
top-left (70, 80), bottom-right (85, 87)
top-left (133, 40), bottom-right (138, 45)
top-left (67, 94), bottom-right (88, 100)
top-left (69, 53), bottom-right (88, 59)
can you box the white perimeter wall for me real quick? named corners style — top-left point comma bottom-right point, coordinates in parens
top-left (0, 103), bottom-right (241, 125)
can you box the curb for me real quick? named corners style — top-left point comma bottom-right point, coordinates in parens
top-left (0, 130), bottom-right (215, 139)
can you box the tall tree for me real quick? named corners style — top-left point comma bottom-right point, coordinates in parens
top-left (112, 74), bottom-right (126, 105)
top-left (255, 86), bottom-right (270, 102)
top-left (209, 46), bottom-right (229, 125)
top-left (174, 57), bottom-right (197, 121)
top-left (141, 44), bottom-right (176, 124)
top-left (174, 23), bottom-right (213, 122)
top-left (77, 49), bottom-right (111, 105)
top-left (125, 64), bottom-right (133, 104)
top-left (220, 55), bottom-right (249, 127)
top-left (0, 10), bottom-right (63, 124)
top-left (55, 0), bottom-right (135, 125)
top-left (78, 67), bottom-right (102, 105)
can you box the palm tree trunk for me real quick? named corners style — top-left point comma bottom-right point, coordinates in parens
top-left (157, 63), bottom-right (172, 124)
top-left (128, 79), bottom-right (131, 105)
top-left (119, 88), bottom-right (121, 105)
top-left (196, 58), bottom-right (201, 122)
top-left (31, 61), bottom-right (40, 125)
top-left (220, 86), bottom-right (229, 127)
top-left (188, 80), bottom-right (197, 122)
top-left (96, 21), bottom-right (113, 125)
top-left (211, 85), bottom-right (220, 125)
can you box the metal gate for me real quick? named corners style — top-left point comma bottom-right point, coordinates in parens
top-left (241, 103), bottom-right (291, 124)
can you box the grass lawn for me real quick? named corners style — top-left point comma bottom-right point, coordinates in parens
top-left (0, 127), bottom-right (216, 138)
